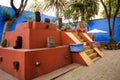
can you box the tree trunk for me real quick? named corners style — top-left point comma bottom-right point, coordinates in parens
top-left (0, 0), bottom-right (28, 46)
top-left (1, 17), bottom-right (17, 46)
top-left (107, 17), bottom-right (115, 43)
top-left (100, 0), bottom-right (119, 49)
top-left (58, 18), bottom-right (62, 29)
top-left (107, 17), bottom-right (114, 49)
top-left (109, 30), bottom-right (114, 43)
top-left (56, 9), bottom-right (61, 29)
top-left (1, 21), bottom-right (12, 41)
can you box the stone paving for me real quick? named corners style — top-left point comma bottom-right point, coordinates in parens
top-left (54, 50), bottom-right (120, 80)
top-left (0, 50), bottom-right (120, 80)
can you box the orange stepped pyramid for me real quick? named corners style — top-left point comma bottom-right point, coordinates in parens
top-left (0, 22), bottom-right (103, 80)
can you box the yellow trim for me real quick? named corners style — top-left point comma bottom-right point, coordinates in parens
top-left (94, 47), bottom-right (104, 57)
top-left (79, 52), bottom-right (93, 66)
top-left (83, 33), bottom-right (93, 42)
top-left (65, 32), bottom-right (82, 44)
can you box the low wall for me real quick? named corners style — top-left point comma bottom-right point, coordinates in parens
top-left (0, 46), bottom-right (72, 80)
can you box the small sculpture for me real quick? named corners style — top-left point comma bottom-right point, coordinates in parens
top-left (35, 11), bottom-right (41, 22)
top-left (13, 36), bottom-right (22, 49)
top-left (47, 37), bottom-right (56, 48)
top-left (45, 18), bottom-right (50, 23)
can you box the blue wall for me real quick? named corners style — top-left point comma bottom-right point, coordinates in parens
top-left (0, 6), bottom-right (55, 41)
top-left (0, 6), bottom-right (120, 42)
top-left (89, 17), bottom-right (120, 42)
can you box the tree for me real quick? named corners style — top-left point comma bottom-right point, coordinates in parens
top-left (70, 0), bottom-right (99, 21)
top-left (0, 6), bottom-right (11, 22)
top-left (62, 6), bottom-right (72, 23)
top-left (68, 0), bottom-right (99, 28)
top-left (44, 0), bottom-right (67, 28)
top-left (100, 0), bottom-right (120, 48)
top-left (69, 0), bottom-right (84, 20)
top-left (1, 0), bottom-right (28, 46)
top-left (62, 7), bottom-right (81, 28)
top-left (101, 0), bottom-right (120, 18)
top-left (23, 14), bottom-right (35, 22)
top-left (27, 0), bottom-right (44, 12)
top-left (60, 0), bottom-right (99, 29)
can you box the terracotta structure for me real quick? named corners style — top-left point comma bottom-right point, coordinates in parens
top-left (0, 21), bottom-right (104, 80)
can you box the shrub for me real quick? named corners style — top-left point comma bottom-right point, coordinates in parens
top-left (102, 42), bottom-right (118, 50)
top-left (0, 6), bottom-right (11, 21)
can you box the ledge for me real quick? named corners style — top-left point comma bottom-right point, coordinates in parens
top-left (0, 45), bottom-right (69, 52)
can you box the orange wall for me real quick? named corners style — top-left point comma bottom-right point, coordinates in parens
top-left (0, 48), bottom-right (25, 80)
top-left (61, 32), bottom-right (75, 45)
top-left (32, 22), bottom-right (56, 30)
top-left (29, 30), bottom-right (62, 49)
top-left (5, 29), bottom-right (30, 49)
top-left (15, 22), bottom-right (33, 30)
top-left (72, 53), bottom-right (87, 66)
top-left (0, 46), bottom-right (72, 80)
top-left (25, 46), bottom-right (72, 79)
top-left (16, 22), bottom-right (56, 31)
top-left (5, 22), bottom-right (62, 49)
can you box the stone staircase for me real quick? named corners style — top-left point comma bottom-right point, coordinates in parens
top-left (67, 32), bottom-right (103, 66)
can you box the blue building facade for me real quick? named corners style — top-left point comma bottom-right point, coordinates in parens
top-left (89, 17), bottom-right (120, 42)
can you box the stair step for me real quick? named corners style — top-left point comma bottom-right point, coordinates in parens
top-left (89, 53), bottom-right (98, 59)
top-left (72, 32), bottom-right (79, 36)
top-left (85, 49), bottom-right (94, 55)
top-left (92, 57), bottom-right (101, 62)
top-left (84, 45), bottom-right (91, 50)
top-left (72, 32), bottom-right (82, 39)
top-left (75, 37), bottom-right (83, 42)
top-left (79, 39), bottom-right (84, 42)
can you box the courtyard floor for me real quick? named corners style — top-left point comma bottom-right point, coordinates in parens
top-left (0, 49), bottom-right (120, 80)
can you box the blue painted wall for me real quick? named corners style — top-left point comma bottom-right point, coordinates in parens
top-left (89, 17), bottom-right (120, 42)
top-left (0, 6), bottom-right (120, 42)
top-left (0, 6), bottom-right (55, 41)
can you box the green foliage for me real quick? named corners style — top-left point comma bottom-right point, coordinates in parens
top-left (44, 0), bottom-right (67, 19)
top-left (24, 14), bottom-right (35, 21)
top-left (27, 0), bottom-right (43, 12)
top-left (70, 1), bottom-right (84, 9)
top-left (100, 0), bottom-right (120, 45)
top-left (69, 0), bottom-right (99, 21)
top-left (101, 0), bottom-right (120, 18)
top-left (62, 7), bottom-right (72, 20)
top-left (68, 22), bottom-right (76, 27)
top-left (103, 42), bottom-right (118, 50)
top-left (72, 12), bottom-right (81, 22)
top-left (33, 0), bottom-right (38, 2)
top-left (60, 0), bottom-right (99, 29)
top-left (0, 6), bottom-right (11, 21)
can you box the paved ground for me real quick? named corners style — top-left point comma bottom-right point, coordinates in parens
top-left (54, 50), bottom-right (120, 80)
top-left (0, 50), bottom-right (120, 80)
